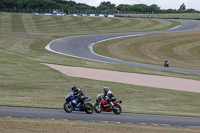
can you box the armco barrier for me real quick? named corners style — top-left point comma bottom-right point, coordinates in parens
top-left (34, 13), bottom-right (115, 17)
top-left (71, 14), bottom-right (115, 17)
top-left (34, 13), bottom-right (63, 16)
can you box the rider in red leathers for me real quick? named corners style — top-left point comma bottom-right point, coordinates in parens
top-left (103, 86), bottom-right (115, 109)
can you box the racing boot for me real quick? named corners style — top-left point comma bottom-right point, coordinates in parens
top-left (110, 102), bottom-right (114, 110)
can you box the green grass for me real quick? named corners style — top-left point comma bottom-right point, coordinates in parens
top-left (0, 12), bottom-right (180, 37)
top-left (94, 30), bottom-right (200, 70)
top-left (1, 35), bottom-right (200, 117)
top-left (0, 13), bottom-right (11, 32)
top-left (11, 13), bottom-right (26, 33)
top-left (1, 117), bottom-right (200, 133)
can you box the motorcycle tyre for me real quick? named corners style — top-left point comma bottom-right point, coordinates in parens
top-left (113, 104), bottom-right (122, 115)
top-left (64, 102), bottom-right (73, 113)
top-left (85, 103), bottom-right (94, 114)
top-left (94, 103), bottom-right (102, 113)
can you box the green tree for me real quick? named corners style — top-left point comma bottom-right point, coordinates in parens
top-left (98, 1), bottom-right (116, 10)
top-left (149, 4), bottom-right (160, 13)
top-left (0, 0), bottom-right (199, 14)
top-left (0, 0), bottom-right (17, 8)
top-left (132, 4), bottom-right (148, 13)
top-left (117, 4), bottom-right (132, 11)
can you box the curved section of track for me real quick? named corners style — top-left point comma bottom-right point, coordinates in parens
top-left (46, 19), bottom-right (200, 75)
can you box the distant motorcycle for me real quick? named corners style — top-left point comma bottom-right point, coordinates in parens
top-left (164, 63), bottom-right (169, 67)
top-left (64, 92), bottom-right (94, 114)
top-left (164, 60), bottom-right (169, 67)
top-left (94, 94), bottom-right (122, 114)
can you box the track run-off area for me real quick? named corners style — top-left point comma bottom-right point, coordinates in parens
top-left (1, 19), bottom-right (200, 128)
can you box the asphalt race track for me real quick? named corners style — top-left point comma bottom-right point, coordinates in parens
top-left (1, 19), bottom-right (200, 128)
top-left (1, 106), bottom-right (200, 128)
top-left (46, 19), bottom-right (200, 75)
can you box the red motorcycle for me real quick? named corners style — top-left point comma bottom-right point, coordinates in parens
top-left (94, 94), bottom-right (122, 114)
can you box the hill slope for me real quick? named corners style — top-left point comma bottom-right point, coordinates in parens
top-left (0, 13), bottom-right (180, 37)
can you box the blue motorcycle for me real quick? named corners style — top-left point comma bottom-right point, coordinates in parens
top-left (64, 92), bottom-right (94, 114)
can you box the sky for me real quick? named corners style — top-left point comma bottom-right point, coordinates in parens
top-left (73, 0), bottom-right (200, 11)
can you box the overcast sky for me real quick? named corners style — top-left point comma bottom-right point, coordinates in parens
top-left (73, 0), bottom-right (200, 11)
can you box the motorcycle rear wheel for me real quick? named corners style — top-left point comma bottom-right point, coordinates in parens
top-left (64, 102), bottom-right (73, 113)
top-left (85, 103), bottom-right (94, 114)
top-left (113, 104), bottom-right (121, 114)
top-left (94, 103), bottom-right (102, 113)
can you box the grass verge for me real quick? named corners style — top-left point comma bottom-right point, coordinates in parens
top-left (1, 117), bottom-right (200, 133)
top-left (0, 13), bottom-right (180, 38)
top-left (94, 30), bottom-right (200, 70)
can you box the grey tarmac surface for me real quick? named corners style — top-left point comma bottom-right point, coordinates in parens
top-left (0, 106), bottom-right (200, 128)
top-left (47, 19), bottom-right (200, 75)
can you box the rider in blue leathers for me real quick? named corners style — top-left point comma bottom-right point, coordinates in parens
top-left (71, 85), bottom-right (85, 105)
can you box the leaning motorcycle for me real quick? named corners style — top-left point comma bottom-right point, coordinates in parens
top-left (164, 63), bottom-right (169, 67)
top-left (94, 94), bottom-right (122, 114)
top-left (64, 92), bottom-right (94, 114)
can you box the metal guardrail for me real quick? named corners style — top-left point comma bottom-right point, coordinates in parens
top-left (0, 8), bottom-right (148, 15)
top-left (0, 8), bottom-right (63, 14)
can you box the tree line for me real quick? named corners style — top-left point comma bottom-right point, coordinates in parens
top-left (0, 0), bottom-right (199, 13)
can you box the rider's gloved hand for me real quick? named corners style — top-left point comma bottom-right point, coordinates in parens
top-left (104, 96), bottom-right (109, 100)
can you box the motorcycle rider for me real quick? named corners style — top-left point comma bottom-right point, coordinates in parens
top-left (103, 86), bottom-right (115, 109)
top-left (71, 85), bottom-right (85, 105)
top-left (164, 59), bottom-right (169, 67)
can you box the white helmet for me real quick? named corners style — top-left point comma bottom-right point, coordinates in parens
top-left (103, 86), bottom-right (109, 92)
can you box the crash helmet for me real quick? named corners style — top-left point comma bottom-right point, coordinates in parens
top-left (71, 85), bottom-right (78, 91)
top-left (103, 86), bottom-right (109, 93)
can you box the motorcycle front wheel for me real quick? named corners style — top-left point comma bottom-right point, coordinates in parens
top-left (64, 102), bottom-right (73, 113)
top-left (113, 104), bottom-right (122, 114)
top-left (84, 103), bottom-right (94, 114)
top-left (94, 103), bottom-right (102, 113)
